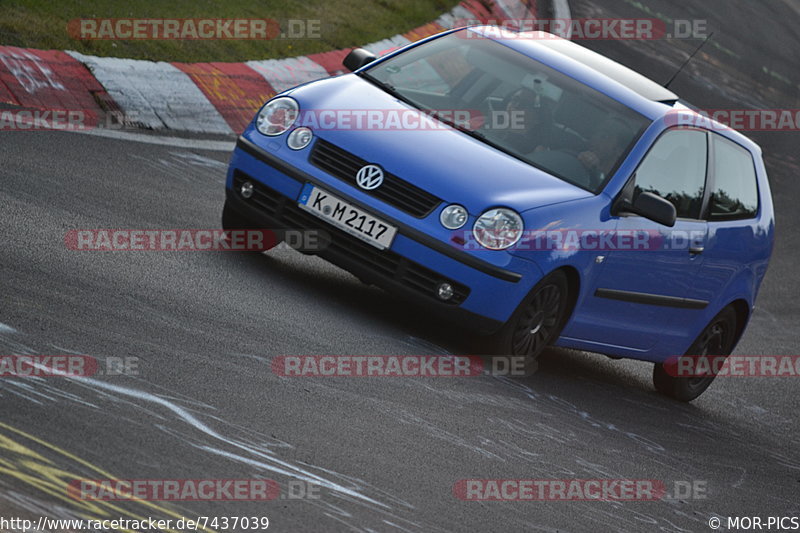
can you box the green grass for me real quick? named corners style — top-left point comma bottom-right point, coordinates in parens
top-left (0, 0), bottom-right (459, 62)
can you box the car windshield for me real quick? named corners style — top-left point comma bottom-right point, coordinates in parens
top-left (362, 30), bottom-right (651, 193)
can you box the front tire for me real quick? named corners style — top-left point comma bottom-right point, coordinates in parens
top-left (492, 271), bottom-right (570, 362)
top-left (653, 306), bottom-right (738, 402)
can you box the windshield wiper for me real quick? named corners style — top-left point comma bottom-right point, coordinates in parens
top-left (431, 111), bottom-right (518, 157)
top-left (431, 111), bottom-right (482, 138)
top-left (359, 72), bottom-right (424, 111)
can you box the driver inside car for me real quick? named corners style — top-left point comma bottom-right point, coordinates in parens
top-left (488, 87), bottom-right (556, 154)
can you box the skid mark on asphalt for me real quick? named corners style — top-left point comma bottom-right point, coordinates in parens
top-left (397, 411), bottom-right (504, 460)
top-left (378, 372), bottom-right (798, 529)
top-left (399, 335), bottom-right (451, 356)
top-left (0, 329), bottom-right (445, 532)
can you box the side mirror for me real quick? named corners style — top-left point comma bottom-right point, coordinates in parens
top-left (631, 192), bottom-right (677, 227)
top-left (343, 48), bottom-right (377, 72)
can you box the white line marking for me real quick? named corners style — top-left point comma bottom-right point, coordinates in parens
top-left (76, 127), bottom-right (235, 151)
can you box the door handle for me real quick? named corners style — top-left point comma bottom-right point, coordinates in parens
top-left (689, 245), bottom-right (704, 255)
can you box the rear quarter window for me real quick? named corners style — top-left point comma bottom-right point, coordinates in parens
top-left (709, 134), bottom-right (759, 220)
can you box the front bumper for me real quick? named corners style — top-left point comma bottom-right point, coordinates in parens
top-left (226, 135), bottom-right (543, 332)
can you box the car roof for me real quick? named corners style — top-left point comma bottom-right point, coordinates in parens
top-left (519, 32), bottom-right (760, 154)
top-left (462, 27), bottom-right (677, 120)
top-left (529, 35), bottom-right (679, 103)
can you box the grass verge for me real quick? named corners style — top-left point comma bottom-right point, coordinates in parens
top-left (0, 0), bottom-right (459, 62)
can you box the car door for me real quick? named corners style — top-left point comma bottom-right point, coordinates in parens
top-left (692, 133), bottom-right (764, 306)
top-left (568, 128), bottom-right (711, 351)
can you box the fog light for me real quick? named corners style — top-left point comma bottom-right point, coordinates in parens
top-left (240, 181), bottom-right (254, 199)
top-left (437, 282), bottom-right (454, 301)
top-left (440, 204), bottom-right (468, 230)
top-left (287, 127), bottom-right (313, 150)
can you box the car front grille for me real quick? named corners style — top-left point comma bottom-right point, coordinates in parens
top-left (233, 170), bottom-right (469, 305)
top-left (309, 138), bottom-right (441, 218)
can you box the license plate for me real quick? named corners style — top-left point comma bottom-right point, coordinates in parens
top-left (298, 184), bottom-right (397, 250)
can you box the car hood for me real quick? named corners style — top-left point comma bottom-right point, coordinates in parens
top-left (287, 74), bottom-right (592, 215)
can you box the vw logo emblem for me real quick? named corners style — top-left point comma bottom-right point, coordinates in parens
top-left (356, 164), bottom-right (384, 190)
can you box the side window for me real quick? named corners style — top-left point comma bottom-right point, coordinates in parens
top-left (709, 135), bottom-right (759, 220)
top-left (633, 129), bottom-right (708, 219)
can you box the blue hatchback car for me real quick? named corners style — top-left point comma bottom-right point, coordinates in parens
top-left (223, 27), bottom-right (774, 401)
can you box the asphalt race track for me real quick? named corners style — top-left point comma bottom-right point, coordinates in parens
top-left (1, 0), bottom-right (798, 531)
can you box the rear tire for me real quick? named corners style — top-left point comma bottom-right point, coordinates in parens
top-left (492, 271), bottom-right (570, 363)
top-left (221, 200), bottom-right (279, 252)
top-left (653, 306), bottom-right (738, 402)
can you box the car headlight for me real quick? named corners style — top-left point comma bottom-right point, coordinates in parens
top-left (473, 208), bottom-right (523, 250)
top-left (256, 97), bottom-right (299, 136)
top-left (440, 204), bottom-right (468, 229)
